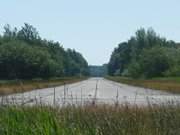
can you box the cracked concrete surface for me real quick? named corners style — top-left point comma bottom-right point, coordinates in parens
top-left (1, 78), bottom-right (180, 106)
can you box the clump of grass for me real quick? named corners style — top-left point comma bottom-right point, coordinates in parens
top-left (0, 77), bottom-right (87, 96)
top-left (107, 76), bottom-right (180, 93)
top-left (0, 106), bottom-right (61, 135)
top-left (0, 104), bottom-right (180, 135)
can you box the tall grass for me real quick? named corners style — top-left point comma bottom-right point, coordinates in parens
top-left (0, 104), bottom-right (180, 135)
top-left (0, 77), bottom-right (87, 96)
top-left (106, 76), bottom-right (180, 93)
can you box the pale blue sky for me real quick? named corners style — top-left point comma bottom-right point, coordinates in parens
top-left (0, 0), bottom-right (180, 65)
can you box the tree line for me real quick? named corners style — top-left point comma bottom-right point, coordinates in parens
top-left (108, 28), bottom-right (180, 78)
top-left (89, 64), bottom-right (108, 77)
top-left (0, 23), bottom-right (89, 79)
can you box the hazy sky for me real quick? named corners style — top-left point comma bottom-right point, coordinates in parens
top-left (0, 0), bottom-right (180, 65)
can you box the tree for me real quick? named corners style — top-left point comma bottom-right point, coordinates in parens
top-left (0, 24), bottom-right (89, 79)
top-left (65, 49), bottom-right (88, 76)
top-left (0, 41), bottom-right (58, 79)
top-left (108, 28), bottom-right (180, 78)
top-left (3, 24), bottom-right (18, 40)
top-left (130, 47), bottom-right (170, 78)
top-left (17, 23), bottom-right (40, 44)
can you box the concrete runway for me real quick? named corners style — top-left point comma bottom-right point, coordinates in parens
top-left (1, 78), bottom-right (180, 106)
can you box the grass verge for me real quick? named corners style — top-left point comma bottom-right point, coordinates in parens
top-left (106, 76), bottom-right (180, 94)
top-left (0, 77), bottom-right (87, 96)
top-left (0, 105), bottom-right (180, 135)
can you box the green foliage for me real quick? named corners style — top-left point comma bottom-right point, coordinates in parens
top-left (127, 61), bottom-right (142, 78)
top-left (0, 23), bottom-right (89, 79)
top-left (0, 41), bottom-right (57, 79)
top-left (89, 64), bottom-right (108, 77)
top-left (164, 66), bottom-right (180, 77)
top-left (17, 23), bottom-right (40, 44)
top-left (65, 49), bottom-right (89, 76)
top-left (108, 28), bottom-right (180, 78)
top-left (108, 42), bottom-right (131, 76)
top-left (128, 47), bottom-right (171, 78)
top-left (1, 105), bottom-right (180, 135)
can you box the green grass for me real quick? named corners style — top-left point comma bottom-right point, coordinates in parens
top-left (106, 76), bottom-right (180, 94)
top-left (0, 105), bottom-right (180, 135)
top-left (0, 77), bottom-right (88, 95)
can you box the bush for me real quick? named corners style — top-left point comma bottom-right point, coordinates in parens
top-left (127, 61), bottom-right (142, 78)
top-left (164, 66), bottom-right (180, 77)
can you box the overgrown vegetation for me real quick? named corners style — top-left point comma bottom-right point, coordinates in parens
top-left (0, 105), bottom-right (180, 135)
top-left (0, 23), bottom-right (89, 80)
top-left (0, 77), bottom-right (87, 95)
top-left (108, 28), bottom-right (180, 78)
top-left (107, 76), bottom-right (180, 93)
